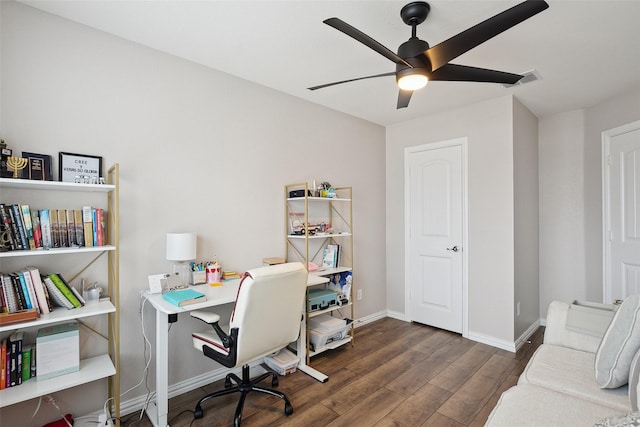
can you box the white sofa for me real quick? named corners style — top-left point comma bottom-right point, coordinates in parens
top-left (486, 296), bottom-right (640, 426)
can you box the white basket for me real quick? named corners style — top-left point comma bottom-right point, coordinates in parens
top-left (264, 348), bottom-right (299, 376)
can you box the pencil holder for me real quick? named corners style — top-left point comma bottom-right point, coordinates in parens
top-left (190, 271), bottom-right (206, 285)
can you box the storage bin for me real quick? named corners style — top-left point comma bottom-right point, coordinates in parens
top-left (264, 348), bottom-right (299, 376)
top-left (308, 315), bottom-right (352, 352)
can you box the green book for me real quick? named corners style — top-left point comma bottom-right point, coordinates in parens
top-left (47, 274), bottom-right (82, 308)
top-left (21, 346), bottom-right (31, 382)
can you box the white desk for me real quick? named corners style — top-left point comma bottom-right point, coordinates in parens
top-left (143, 275), bottom-right (328, 427)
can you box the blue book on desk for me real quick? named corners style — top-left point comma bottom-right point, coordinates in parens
top-left (163, 289), bottom-right (206, 307)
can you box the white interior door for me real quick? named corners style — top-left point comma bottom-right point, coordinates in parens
top-left (604, 121), bottom-right (640, 302)
top-left (405, 140), bottom-right (466, 334)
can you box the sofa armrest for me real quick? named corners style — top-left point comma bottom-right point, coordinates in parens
top-left (544, 300), bottom-right (614, 353)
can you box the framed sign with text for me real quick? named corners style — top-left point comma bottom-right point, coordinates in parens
top-left (59, 152), bottom-right (103, 183)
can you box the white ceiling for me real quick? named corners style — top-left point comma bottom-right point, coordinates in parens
top-left (19, 0), bottom-right (640, 126)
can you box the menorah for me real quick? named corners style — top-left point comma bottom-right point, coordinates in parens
top-left (7, 156), bottom-right (28, 179)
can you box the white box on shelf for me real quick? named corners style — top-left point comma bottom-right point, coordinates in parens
top-left (36, 321), bottom-right (80, 381)
top-left (264, 348), bottom-right (299, 376)
top-left (309, 314), bottom-right (352, 351)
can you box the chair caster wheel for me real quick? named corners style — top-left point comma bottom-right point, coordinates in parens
top-left (284, 403), bottom-right (293, 416)
top-left (194, 405), bottom-right (204, 419)
top-left (272, 376), bottom-right (279, 387)
top-left (225, 378), bottom-right (232, 388)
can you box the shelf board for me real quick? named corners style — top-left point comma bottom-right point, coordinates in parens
top-left (311, 267), bottom-right (352, 276)
top-left (0, 354), bottom-right (116, 408)
top-left (308, 302), bottom-right (352, 318)
top-left (0, 301), bottom-right (115, 333)
top-left (287, 233), bottom-right (351, 240)
top-left (0, 178), bottom-right (115, 192)
top-left (0, 245), bottom-right (115, 258)
top-left (309, 336), bottom-right (353, 357)
top-left (287, 197), bottom-right (351, 202)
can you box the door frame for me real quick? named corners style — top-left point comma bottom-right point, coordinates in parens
top-left (404, 137), bottom-right (469, 337)
top-left (602, 119), bottom-right (640, 302)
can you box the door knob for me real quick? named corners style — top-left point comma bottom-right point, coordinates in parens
top-left (446, 246), bottom-right (459, 252)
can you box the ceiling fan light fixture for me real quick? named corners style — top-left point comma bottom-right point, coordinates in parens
top-left (397, 69), bottom-right (429, 91)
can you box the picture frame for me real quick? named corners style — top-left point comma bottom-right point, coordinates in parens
top-left (58, 152), bottom-right (102, 183)
top-left (22, 151), bottom-right (54, 181)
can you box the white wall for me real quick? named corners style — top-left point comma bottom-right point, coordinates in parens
top-left (0, 2), bottom-right (386, 424)
top-left (513, 98), bottom-right (539, 338)
top-left (538, 86), bottom-right (640, 316)
top-left (386, 95), bottom-right (516, 346)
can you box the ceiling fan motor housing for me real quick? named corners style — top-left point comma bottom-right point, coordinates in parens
top-left (396, 38), bottom-right (431, 80)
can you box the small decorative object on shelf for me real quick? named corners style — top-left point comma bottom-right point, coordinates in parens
top-left (21, 152), bottom-right (53, 181)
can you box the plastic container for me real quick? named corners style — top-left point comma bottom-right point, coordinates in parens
top-left (308, 314), bottom-right (352, 352)
top-left (264, 348), bottom-right (299, 376)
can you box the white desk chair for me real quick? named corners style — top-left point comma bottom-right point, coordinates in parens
top-left (190, 262), bottom-right (308, 426)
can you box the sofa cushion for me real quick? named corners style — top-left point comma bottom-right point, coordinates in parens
top-left (485, 384), bottom-right (625, 427)
top-left (595, 294), bottom-right (640, 388)
top-left (630, 349), bottom-right (640, 411)
top-left (520, 344), bottom-right (630, 411)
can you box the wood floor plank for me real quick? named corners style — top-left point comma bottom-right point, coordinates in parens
top-left (373, 383), bottom-right (452, 427)
top-left (325, 387), bottom-right (405, 427)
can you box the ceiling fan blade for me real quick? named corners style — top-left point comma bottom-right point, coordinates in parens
top-left (429, 64), bottom-right (523, 84)
top-left (425, 0), bottom-right (549, 72)
top-left (397, 89), bottom-right (413, 109)
top-left (324, 18), bottom-right (412, 68)
top-left (308, 71), bottom-right (396, 91)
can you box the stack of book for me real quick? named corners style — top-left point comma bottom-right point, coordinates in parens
top-left (0, 332), bottom-right (35, 389)
top-left (222, 271), bottom-right (242, 281)
top-left (0, 203), bottom-right (106, 252)
top-left (0, 269), bottom-right (86, 321)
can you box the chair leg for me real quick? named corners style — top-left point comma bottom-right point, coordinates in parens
top-left (194, 364), bottom-right (294, 425)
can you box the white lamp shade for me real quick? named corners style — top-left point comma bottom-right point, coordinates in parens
top-left (166, 232), bottom-right (197, 261)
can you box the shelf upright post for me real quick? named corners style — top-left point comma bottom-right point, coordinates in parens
top-left (107, 164), bottom-right (120, 424)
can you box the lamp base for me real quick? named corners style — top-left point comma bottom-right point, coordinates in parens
top-left (172, 262), bottom-right (191, 287)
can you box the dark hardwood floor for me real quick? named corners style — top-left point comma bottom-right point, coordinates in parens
top-left (122, 317), bottom-right (544, 427)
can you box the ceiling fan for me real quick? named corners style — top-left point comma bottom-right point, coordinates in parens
top-left (308, 0), bottom-right (549, 109)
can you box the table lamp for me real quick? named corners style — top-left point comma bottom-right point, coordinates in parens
top-left (166, 232), bottom-right (196, 286)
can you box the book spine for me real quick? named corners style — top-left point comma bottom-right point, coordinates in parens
top-left (57, 209), bottom-right (68, 247)
top-left (8, 205), bottom-right (26, 250)
top-left (47, 274), bottom-right (81, 308)
top-left (1, 274), bottom-right (18, 313)
top-left (66, 209), bottom-right (76, 247)
top-left (97, 208), bottom-right (105, 246)
top-left (30, 208), bottom-right (42, 249)
top-left (27, 267), bottom-right (50, 314)
top-left (21, 270), bottom-right (39, 313)
top-left (92, 208), bottom-right (98, 246)
top-left (21, 346), bottom-right (31, 382)
top-left (82, 206), bottom-right (93, 247)
top-left (10, 274), bottom-right (26, 311)
top-left (0, 204), bottom-right (16, 251)
top-left (16, 272), bottom-right (33, 310)
top-left (15, 337), bottom-right (22, 386)
top-left (74, 209), bottom-right (84, 247)
top-left (20, 205), bottom-right (36, 250)
top-left (8, 337), bottom-right (17, 387)
top-left (49, 209), bottom-right (59, 248)
top-left (0, 339), bottom-right (6, 390)
top-left (39, 209), bottom-right (52, 249)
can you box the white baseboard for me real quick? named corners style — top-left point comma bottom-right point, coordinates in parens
top-left (385, 309), bottom-right (407, 321)
top-left (353, 310), bottom-right (387, 328)
top-left (466, 330), bottom-right (517, 352)
top-left (514, 320), bottom-right (541, 352)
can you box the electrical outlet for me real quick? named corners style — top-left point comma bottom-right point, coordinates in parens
top-left (356, 289), bottom-right (363, 301)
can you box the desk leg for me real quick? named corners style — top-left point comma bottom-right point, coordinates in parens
top-left (145, 309), bottom-right (169, 427)
top-left (296, 307), bottom-right (328, 383)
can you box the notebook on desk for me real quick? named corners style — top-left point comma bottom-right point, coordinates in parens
top-left (162, 289), bottom-right (206, 307)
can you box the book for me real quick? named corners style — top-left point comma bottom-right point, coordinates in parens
top-left (66, 209), bottom-right (76, 247)
top-left (322, 245), bottom-right (337, 269)
top-left (26, 267), bottom-right (50, 314)
top-left (42, 277), bottom-right (74, 309)
top-left (0, 203), bottom-right (16, 251)
top-left (10, 273), bottom-right (26, 311)
top-left (30, 208), bottom-right (42, 248)
top-left (47, 274), bottom-right (82, 308)
top-left (9, 204), bottom-right (27, 250)
top-left (1, 274), bottom-right (19, 313)
top-left (92, 208), bottom-right (98, 246)
top-left (0, 338), bottom-right (6, 389)
top-left (20, 270), bottom-right (39, 313)
top-left (82, 206), bottom-right (93, 247)
top-left (57, 209), bottom-right (68, 247)
top-left (9, 331), bottom-right (23, 386)
top-left (39, 209), bottom-right (52, 249)
top-left (16, 272), bottom-right (33, 310)
top-left (74, 209), bottom-right (84, 247)
top-left (162, 289), bottom-right (206, 307)
top-left (96, 208), bottom-right (105, 246)
top-left (21, 346), bottom-right (31, 382)
top-left (49, 209), bottom-right (60, 248)
top-left (20, 205), bottom-right (36, 250)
